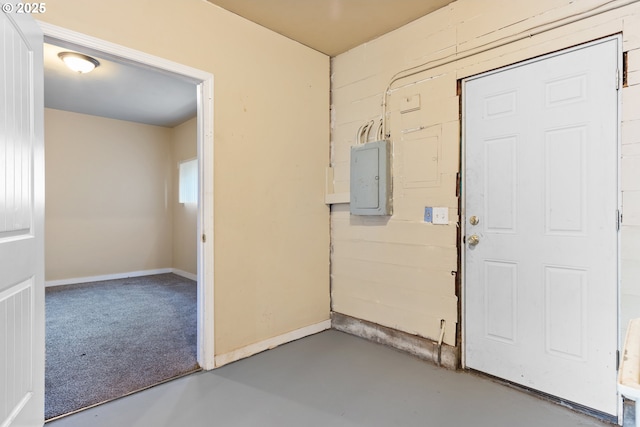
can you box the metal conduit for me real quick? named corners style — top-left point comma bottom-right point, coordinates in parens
top-left (380, 0), bottom-right (640, 138)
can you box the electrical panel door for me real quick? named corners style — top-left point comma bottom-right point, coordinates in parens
top-left (350, 140), bottom-right (391, 215)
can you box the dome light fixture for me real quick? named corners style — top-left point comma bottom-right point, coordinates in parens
top-left (58, 52), bottom-right (100, 74)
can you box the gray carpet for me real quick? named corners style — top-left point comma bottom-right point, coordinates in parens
top-left (45, 273), bottom-right (200, 420)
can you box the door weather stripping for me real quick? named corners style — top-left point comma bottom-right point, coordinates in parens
top-left (617, 349), bottom-right (620, 371)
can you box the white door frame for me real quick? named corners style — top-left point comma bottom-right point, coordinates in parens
top-left (36, 22), bottom-right (216, 370)
top-left (460, 35), bottom-right (622, 401)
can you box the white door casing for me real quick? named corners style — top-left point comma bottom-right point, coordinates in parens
top-left (0, 10), bottom-right (45, 427)
top-left (464, 38), bottom-right (619, 415)
top-left (39, 22), bottom-right (216, 370)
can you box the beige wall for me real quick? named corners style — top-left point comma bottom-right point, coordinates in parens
top-left (171, 117), bottom-right (198, 276)
top-left (46, 111), bottom-right (198, 280)
top-left (41, 0), bottom-right (330, 356)
top-left (330, 0), bottom-right (640, 347)
top-left (45, 108), bottom-right (173, 280)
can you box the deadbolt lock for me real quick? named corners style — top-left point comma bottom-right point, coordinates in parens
top-left (469, 216), bottom-right (479, 226)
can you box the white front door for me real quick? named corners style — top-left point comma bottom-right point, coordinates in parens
top-left (464, 38), bottom-right (619, 415)
top-left (0, 10), bottom-right (44, 427)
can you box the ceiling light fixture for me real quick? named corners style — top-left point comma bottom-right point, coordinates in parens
top-left (58, 52), bottom-right (100, 74)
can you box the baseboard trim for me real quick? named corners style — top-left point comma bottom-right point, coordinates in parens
top-left (331, 312), bottom-right (459, 370)
top-left (214, 319), bottom-right (331, 368)
top-left (172, 269), bottom-right (197, 281)
top-left (45, 268), bottom-right (174, 287)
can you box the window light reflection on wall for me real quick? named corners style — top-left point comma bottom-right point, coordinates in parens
top-left (179, 159), bottom-right (198, 204)
top-left (58, 52), bottom-right (100, 74)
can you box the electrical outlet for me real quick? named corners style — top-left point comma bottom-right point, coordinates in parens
top-left (433, 207), bottom-right (448, 225)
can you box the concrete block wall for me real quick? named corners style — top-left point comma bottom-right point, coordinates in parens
top-left (330, 0), bottom-right (640, 350)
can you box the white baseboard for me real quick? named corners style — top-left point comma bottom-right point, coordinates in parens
top-left (172, 269), bottom-right (197, 281)
top-left (45, 268), bottom-right (174, 287)
top-left (214, 319), bottom-right (331, 368)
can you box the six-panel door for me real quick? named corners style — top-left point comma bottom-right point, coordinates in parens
top-left (464, 37), bottom-right (619, 415)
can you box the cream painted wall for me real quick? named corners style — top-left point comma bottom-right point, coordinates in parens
top-left (40, 0), bottom-right (330, 355)
top-left (171, 117), bottom-right (198, 276)
top-left (330, 0), bottom-right (640, 348)
top-left (45, 108), bottom-right (173, 280)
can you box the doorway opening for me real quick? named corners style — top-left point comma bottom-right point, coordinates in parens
top-left (39, 22), bottom-right (214, 419)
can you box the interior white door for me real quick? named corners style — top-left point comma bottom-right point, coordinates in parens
top-left (464, 38), bottom-right (619, 415)
top-left (0, 10), bottom-right (44, 427)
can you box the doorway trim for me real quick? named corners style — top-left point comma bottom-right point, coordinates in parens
top-left (37, 21), bottom-right (216, 370)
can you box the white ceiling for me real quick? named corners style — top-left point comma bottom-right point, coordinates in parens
top-left (44, 42), bottom-right (197, 128)
top-left (44, 0), bottom-right (453, 127)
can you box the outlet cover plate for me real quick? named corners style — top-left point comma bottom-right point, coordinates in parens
top-left (433, 207), bottom-right (448, 225)
top-left (424, 207), bottom-right (433, 223)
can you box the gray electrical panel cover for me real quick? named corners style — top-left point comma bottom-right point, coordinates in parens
top-left (350, 140), bottom-right (391, 215)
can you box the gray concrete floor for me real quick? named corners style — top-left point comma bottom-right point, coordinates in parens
top-left (47, 330), bottom-right (613, 427)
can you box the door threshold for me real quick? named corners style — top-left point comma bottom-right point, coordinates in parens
top-left (466, 368), bottom-right (617, 425)
top-left (44, 367), bottom-right (203, 423)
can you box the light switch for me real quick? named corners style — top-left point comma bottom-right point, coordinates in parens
top-left (433, 207), bottom-right (448, 225)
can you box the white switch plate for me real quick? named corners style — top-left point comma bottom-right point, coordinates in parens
top-left (433, 207), bottom-right (448, 225)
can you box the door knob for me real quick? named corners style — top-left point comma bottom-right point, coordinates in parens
top-left (468, 234), bottom-right (480, 246)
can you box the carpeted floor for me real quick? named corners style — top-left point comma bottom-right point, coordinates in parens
top-left (45, 273), bottom-right (200, 420)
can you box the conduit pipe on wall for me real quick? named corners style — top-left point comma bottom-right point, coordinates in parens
top-left (380, 0), bottom-right (638, 138)
top-left (436, 319), bottom-right (446, 367)
top-left (355, 119), bottom-right (385, 145)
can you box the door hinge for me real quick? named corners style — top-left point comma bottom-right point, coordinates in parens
top-left (616, 68), bottom-right (620, 90)
top-left (617, 209), bottom-right (622, 231)
top-left (202, 234), bottom-right (207, 243)
top-left (617, 349), bottom-right (620, 370)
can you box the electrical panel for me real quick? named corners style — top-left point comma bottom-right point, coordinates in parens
top-left (350, 140), bottom-right (391, 216)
